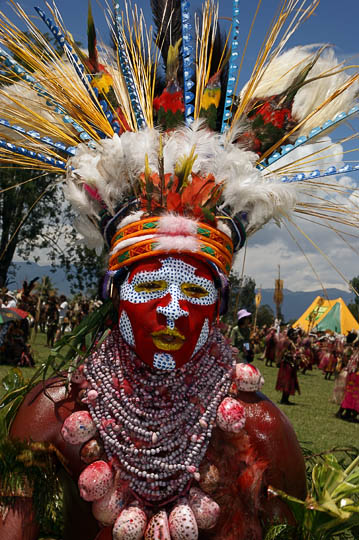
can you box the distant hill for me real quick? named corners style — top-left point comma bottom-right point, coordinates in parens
top-left (260, 288), bottom-right (355, 321)
top-left (7, 262), bottom-right (355, 320)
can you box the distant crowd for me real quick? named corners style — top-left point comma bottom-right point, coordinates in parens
top-left (225, 310), bottom-right (359, 422)
top-left (0, 283), bottom-right (102, 366)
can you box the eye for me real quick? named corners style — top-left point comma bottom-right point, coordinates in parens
top-left (181, 283), bottom-right (209, 298)
top-left (134, 280), bottom-right (167, 293)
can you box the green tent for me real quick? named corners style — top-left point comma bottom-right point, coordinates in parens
top-left (316, 302), bottom-right (344, 333)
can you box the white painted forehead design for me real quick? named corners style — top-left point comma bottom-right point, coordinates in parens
top-left (120, 257), bottom-right (218, 306)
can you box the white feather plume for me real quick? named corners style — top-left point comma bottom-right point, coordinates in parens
top-left (74, 215), bottom-right (105, 254)
top-left (240, 46), bottom-right (359, 136)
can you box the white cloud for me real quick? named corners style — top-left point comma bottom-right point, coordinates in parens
top-left (233, 215), bottom-right (359, 292)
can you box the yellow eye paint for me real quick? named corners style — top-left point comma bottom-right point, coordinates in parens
top-left (181, 283), bottom-right (209, 299)
top-left (134, 280), bottom-right (167, 293)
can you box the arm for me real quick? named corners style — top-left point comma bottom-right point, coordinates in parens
top-left (0, 378), bottom-right (91, 540)
top-left (205, 391), bottom-right (306, 539)
top-left (0, 499), bottom-right (39, 540)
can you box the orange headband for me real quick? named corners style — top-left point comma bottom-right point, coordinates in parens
top-left (108, 217), bottom-right (233, 275)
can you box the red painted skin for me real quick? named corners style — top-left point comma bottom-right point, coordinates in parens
top-left (0, 377), bottom-right (307, 540)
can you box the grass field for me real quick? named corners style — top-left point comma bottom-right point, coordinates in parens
top-left (1, 332), bottom-right (358, 455)
top-left (253, 358), bottom-right (359, 454)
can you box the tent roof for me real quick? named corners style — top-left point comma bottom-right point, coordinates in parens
top-left (292, 296), bottom-right (359, 334)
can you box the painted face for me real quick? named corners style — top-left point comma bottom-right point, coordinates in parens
top-left (118, 255), bottom-right (219, 369)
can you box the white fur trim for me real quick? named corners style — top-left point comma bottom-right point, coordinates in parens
top-left (157, 214), bottom-right (198, 236)
top-left (117, 211), bottom-right (144, 230)
top-left (156, 235), bottom-right (199, 252)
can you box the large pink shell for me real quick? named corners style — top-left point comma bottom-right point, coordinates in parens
top-left (61, 411), bottom-right (97, 445)
top-left (92, 483), bottom-right (125, 526)
top-left (168, 500), bottom-right (198, 540)
top-left (189, 487), bottom-right (220, 530)
top-left (216, 396), bottom-right (245, 433)
top-left (113, 506), bottom-right (147, 540)
top-left (145, 510), bottom-right (171, 539)
top-left (234, 363), bottom-right (264, 392)
top-left (78, 460), bottom-right (113, 502)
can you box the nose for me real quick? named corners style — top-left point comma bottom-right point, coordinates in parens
top-left (157, 286), bottom-right (188, 329)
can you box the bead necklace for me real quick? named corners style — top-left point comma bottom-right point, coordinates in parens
top-left (83, 326), bottom-right (235, 505)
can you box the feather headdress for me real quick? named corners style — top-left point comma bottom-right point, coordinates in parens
top-left (0, 0), bottom-right (358, 280)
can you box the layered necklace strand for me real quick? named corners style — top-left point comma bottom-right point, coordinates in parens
top-left (83, 326), bottom-right (235, 505)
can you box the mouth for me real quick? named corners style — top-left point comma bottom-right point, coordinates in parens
top-left (151, 328), bottom-right (185, 351)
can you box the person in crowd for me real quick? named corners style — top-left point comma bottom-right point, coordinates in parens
top-left (264, 326), bottom-right (277, 367)
top-left (275, 328), bottom-right (301, 405)
top-left (46, 297), bottom-right (59, 348)
top-left (230, 309), bottom-right (254, 363)
top-left (319, 335), bottom-right (337, 380)
top-left (55, 295), bottom-right (69, 341)
top-left (332, 334), bottom-right (353, 408)
top-left (336, 339), bottom-right (359, 422)
top-left (2, 291), bottom-right (17, 308)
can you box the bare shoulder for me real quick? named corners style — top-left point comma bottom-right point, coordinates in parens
top-left (10, 376), bottom-right (76, 445)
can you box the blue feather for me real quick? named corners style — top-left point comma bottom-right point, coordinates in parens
top-left (261, 106), bottom-right (359, 169)
top-left (221, 0), bottom-right (240, 134)
top-left (180, 0), bottom-right (195, 126)
top-left (0, 118), bottom-right (74, 156)
top-left (0, 46), bottom-right (96, 145)
top-left (0, 137), bottom-right (66, 169)
top-left (113, 2), bottom-right (146, 130)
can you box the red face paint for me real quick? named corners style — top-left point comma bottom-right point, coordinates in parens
top-left (118, 255), bottom-right (218, 368)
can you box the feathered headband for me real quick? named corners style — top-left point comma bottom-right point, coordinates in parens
top-left (0, 0), bottom-right (358, 278)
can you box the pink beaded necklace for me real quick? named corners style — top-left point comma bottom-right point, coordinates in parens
top-left (83, 326), bottom-right (235, 505)
top-left (61, 327), bottom-right (263, 536)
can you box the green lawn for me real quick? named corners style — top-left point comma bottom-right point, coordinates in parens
top-left (1, 334), bottom-right (358, 454)
top-left (0, 331), bottom-right (50, 399)
top-left (253, 358), bottom-right (358, 454)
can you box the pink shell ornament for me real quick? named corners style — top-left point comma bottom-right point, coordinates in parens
top-left (61, 411), bottom-right (97, 445)
top-left (234, 363), bottom-right (264, 392)
top-left (169, 499), bottom-right (198, 540)
top-left (216, 397), bottom-right (246, 433)
top-left (113, 506), bottom-right (147, 540)
top-left (92, 483), bottom-right (126, 526)
top-left (145, 510), bottom-right (171, 539)
top-left (189, 487), bottom-right (220, 530)
top-left (78, 460), bottom-right (113, 502)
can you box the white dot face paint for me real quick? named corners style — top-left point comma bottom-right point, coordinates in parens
top-left (153, 353), bottom-right (176, 370)
top-left (192, 318), bottom-right (210, 358)
top-left (119, 310), bottom-right (135, 347)
top-left (118, 255), bottom-right (219, 369)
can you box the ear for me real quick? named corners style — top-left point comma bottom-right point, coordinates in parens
top-left (111, 285), bottom-right (121, 311)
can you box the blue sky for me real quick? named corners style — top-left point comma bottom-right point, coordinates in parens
top-left (2, 1), bottom-right (358, 80)
top-left (3, 0), bottom-right (359, 292)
